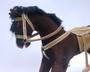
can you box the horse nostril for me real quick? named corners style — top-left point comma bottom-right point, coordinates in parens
top-left (16, 39), bottom-right (24, 48)
top-left (24, 43), bottom-right (27, 48)
top-left (16, 44), bottom-right (19, 48)
top-left (23, 39), bottom-right (26, 43)
top-left (24, 42), bottom-right (31, 48)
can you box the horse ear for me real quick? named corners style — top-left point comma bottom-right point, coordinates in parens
top-left (10, 9), bottom-right (21, 16)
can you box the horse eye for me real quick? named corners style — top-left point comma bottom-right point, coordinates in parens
top-left (17, 23), bottom-right (20, 27)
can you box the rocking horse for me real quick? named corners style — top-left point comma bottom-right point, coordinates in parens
top-left (9, 6), bottom-right (90, 72)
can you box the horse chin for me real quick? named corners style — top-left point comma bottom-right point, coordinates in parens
top-left (16, 42), bottom-right (31, 48)
top-left (16, 43), bottom-right (24, 49)
top-left (16, 39), bottom-right (24, 49)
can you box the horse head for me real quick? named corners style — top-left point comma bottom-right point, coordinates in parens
top-left (9, 6), bottom-right (62, 49)
top-left (9, 7), bottom-right (34, 48)
top-left (9, 6), bottom-right (90, 72)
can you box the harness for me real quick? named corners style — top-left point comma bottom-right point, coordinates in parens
top-left (15, 13), bottom-right (63, 59)
top-left (15, 13), bottom-right (90, 72)
top-left (15, 13), bottom-right (62, 42)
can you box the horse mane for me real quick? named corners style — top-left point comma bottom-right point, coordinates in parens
top-left (9, 6), bottom-right (62, 26)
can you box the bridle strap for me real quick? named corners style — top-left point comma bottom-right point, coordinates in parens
top-left (22, 13), bottom-right (27, 39)
top-left (15, 32), bottom-right (39, 39)
top-left (15, 13), bottom-right (35, 40)
top-left (14, 13), bottom-right (63, 59)
top-left (25, 15), bottom-right (35, 31)
top-left (42, 31), bottom-right (70, 51)
top-left (15, 17), bottom-right (22, 21)
top-left (26, 26), bottom-right (62, 42)
top-left (16, 35), bottom-right (30, 39)
top-left (15, 13), bottom-right (62, 42)
top-left (15, 13), bottom-right (35, 31)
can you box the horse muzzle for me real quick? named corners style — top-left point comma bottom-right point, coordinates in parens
top-left (16, 39), bottom-right (31, 48)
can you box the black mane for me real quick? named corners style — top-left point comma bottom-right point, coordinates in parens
top-left (9, 6), bottom-right (62, 26)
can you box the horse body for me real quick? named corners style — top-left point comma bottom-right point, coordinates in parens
top-left (9, 6), bottom-right (90, 72)
top-left (33, 15), bottom-right (80, 72)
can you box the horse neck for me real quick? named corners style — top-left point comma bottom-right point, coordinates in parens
top-left (30, 15), bottom-right (66, 45)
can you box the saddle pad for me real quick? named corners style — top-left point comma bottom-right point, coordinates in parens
top-left (77, 34), bottom-right (90, 52)
top-left (70, 26), bottom-right (90, 36)
top-left (77, 36), bottom-right (84, 52)
top-left (82, 34), bottom-right (90, 50)
top-left (70, 26), bottom-right (90, 52)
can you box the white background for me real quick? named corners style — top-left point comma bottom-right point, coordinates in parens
top-left (0, 0), bottom-right (90, 72)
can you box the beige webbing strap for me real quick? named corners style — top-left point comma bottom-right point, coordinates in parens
top-left (83, 65), bottom-right (90, 72)
top-left (77, 36), bottom-right (84, 52)
top-left (22, 13), bottom-right (27, 39)
top-left (41, 32), bottom-right (70, 59)
top-left (42, 50), bottom-right (50, 59)
top-left (15, 13), bottom-right (62, 42)
top-left (25, 15), bottom-right (35, 31)
top-left (15, 17), bottom-right (22, 21)
top-left (82, 35), bottom-right (90, 72)
top-left (15, 13), bottom-right (35, 31)
top-left (26, 26), bottom-right (62, 42)
top-left (42, 32), bottom-right (70, 51)
top-left (15, 33), bottom-right (39, 39)
top-left (15, 35), bottom-right (30, 39)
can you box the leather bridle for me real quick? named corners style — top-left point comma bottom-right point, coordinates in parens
top-left (15, 13), bottom-right (62, 43)
top-left (15, 13), bottom-right (36, 42)
top-left (14, 13), bottom-right (63, 59)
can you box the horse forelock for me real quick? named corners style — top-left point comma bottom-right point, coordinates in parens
top-left (10, 21), bottom-right (16, 33)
